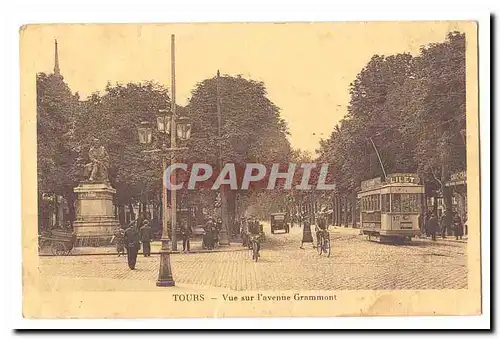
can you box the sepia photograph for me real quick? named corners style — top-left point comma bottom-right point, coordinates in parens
top-left (20, 20), bottom-right (482, 319)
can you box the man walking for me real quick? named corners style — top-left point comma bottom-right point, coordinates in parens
top-left (300, 214), bottom-right (314, 249)
top-left (427, 213), bottom-right (438, 241)
top-left (181, 223), bottom-right (192, 252)
top-left (124, 223), bottom-right (140, 269)
top-left (139, 219), bottom-right (152, 257)
top-left (453, 212), bottom-right (464, 240)
top-left (441, 209), bottom-right (452, 238)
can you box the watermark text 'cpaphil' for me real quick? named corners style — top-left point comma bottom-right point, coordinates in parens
top-left (163, 163), bottom-right (336, 191)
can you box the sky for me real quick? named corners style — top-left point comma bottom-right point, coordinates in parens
top-left (25, 22), bottom-right (465, 154)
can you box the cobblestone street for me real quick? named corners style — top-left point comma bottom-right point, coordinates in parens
top-left (38, 223), bottom-right (467, 291)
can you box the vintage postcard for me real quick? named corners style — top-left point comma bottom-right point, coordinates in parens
top-left (21, 21), bottom-right (481, 319)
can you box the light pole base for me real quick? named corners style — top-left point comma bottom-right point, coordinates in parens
top-left (156, 249), bottom-right (175, 287)
top-left (219, 231), bottom-right (230, 246)
top-left (161, 238), bottom-right (170, 251)
top-left (156, 279), bottom-right (176, 287)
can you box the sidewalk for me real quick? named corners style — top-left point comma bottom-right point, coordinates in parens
top-left (328, 225), bottom-right (363, 236)
top-left (39, 238), bottom-right (247, 256)
top-left (328, 224), bottom-right (468, 243)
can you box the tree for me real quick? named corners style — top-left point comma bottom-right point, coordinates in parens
top-left (410, 32), bottom-right (466, 211)
top-left (73, 82), bottom-right (171, 222)
top-left (185, 74), bottom-right (292, 231)
top-left (316, 31), bottom-right (466, 220)
top-left (37, 72), bottom-right (80, 228)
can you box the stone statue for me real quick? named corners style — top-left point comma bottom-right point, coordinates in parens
top-left (83, 138), bottom-right (110, 182)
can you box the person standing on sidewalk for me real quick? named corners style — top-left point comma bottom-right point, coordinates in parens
top-left (453, 212), bottom-right (464, 240)
top-left (426, 213), bottom-right (438, 241)
top-left (139, 219), bottom-right (152, 257)
top-left (124, 223), bottom-right (140, 269)
top-left (300, 214), bottom-right (314, 249)
top-left (181, 223), bottom-right (192, 252)
top-left (441, 209), bottom-right (452, 238)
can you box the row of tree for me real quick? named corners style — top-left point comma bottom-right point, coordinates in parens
top-left (37, 31), bottom-right (466, 231)
top-left (37, 70), bottom-right (293, 231)
top-left (315, 31), bottom-right (466, 222)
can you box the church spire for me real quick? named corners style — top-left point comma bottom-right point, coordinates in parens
top-left (54, 39), bottom-right (60, 76)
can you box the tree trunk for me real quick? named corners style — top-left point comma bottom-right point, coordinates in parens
top-left (441, 160), bottom-right (453, 213)
top-left (343, 198), bottom-right (349, 227)
top-left (66, 192), bottom-right (76, 223)
top-left (54, 196), bottom-right (60, 228)
top-left (337, 197), bottom-right (340, 226)
top-left (226, 190), bottom-right (236, 235)
top-left (351, 193), bottom-right (357, 228)
top-left (128, 202), bottom-right (136, 221)
top-left (118, 205), bottom-right (125, 226)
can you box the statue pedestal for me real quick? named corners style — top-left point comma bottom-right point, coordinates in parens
top-left (73, 181), bottom-right (120, 246)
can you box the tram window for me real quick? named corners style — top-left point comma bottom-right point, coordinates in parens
top-left (381, 194), bottom-right (390, 212)
top-left (392, 193), bottom-right (420, 212)
top-left (392, 194), bottom-right (401, 212)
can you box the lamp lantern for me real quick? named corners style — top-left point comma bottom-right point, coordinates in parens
top-left (137, 121), bottom-right (153, 144)
top-left (176, 116), bottom-right (192, 141)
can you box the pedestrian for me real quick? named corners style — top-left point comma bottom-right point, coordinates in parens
top-left (139, 219), bottom-right (152, 257)
top-left (124, 223), bottom-right (140, 270)
top-left (240, 217), bottom-right (249, 247)
top-left (181, 223), bottom-right (191, 252)
top-left (300, 215), bottom-right (314, 249)
top-left (204, 218), bottom-right (215, 250)
top-left (315, 213), bottom-right (327, 246)
top-left (453, 212), bottom-right (464, 240)
top-left (113, 226), bottom-right (126, 256)
top-left (441, 209), bottom-right (452, 238)
top-left (426, 213), bottom-right (438, 241)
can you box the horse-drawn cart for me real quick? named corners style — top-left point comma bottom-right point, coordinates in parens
top-left (38, 229), bottom-right (77, 256)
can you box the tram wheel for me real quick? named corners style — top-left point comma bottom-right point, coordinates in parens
top-left (52, 242), bottom-right (66, 256)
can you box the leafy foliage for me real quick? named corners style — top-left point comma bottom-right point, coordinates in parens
top-left (36, 73), bottom-right (80, 195)
top-left (316, 32), bottom-right (466, 210)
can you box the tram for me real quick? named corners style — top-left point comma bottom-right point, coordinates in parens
top-left (358, 173), bottom-right (425, 243)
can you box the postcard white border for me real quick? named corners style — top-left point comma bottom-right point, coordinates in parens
top-left (3, 0), bottom-right (492, 332)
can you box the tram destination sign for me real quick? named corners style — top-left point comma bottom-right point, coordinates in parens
top-left (385, 173), bottom-right (420, 185)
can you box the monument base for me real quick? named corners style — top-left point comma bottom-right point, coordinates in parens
top-left (73, 181), bottom-right (120, 247)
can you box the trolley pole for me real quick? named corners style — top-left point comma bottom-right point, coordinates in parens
top-left (370, 137), bottom-right (387, 181)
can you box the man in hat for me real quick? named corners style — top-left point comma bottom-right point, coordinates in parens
top-left (124, 223), bottom-right (140, 269)
top-left (181, 222), bottom-right (192, 252)
top-left (139, 219), bottom-right (153, 257)
top-left (426, 213), bottom-right (439, 241)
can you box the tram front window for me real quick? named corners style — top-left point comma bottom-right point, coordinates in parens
top-left (381, 194), bottom-right (390, 212)
top-left (391, 193), bottom-right (420, 213)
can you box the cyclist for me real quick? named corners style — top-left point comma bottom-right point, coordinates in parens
top-left (315, 212), bottom-right (328, 249)
top-left (248, 216), bottom-right (262, 258)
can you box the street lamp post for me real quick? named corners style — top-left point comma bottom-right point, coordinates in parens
top-left (137, 34), bottom-right (192, 287)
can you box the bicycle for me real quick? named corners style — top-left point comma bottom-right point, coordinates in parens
top-left (317, 229), bottom-right (331, 257)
